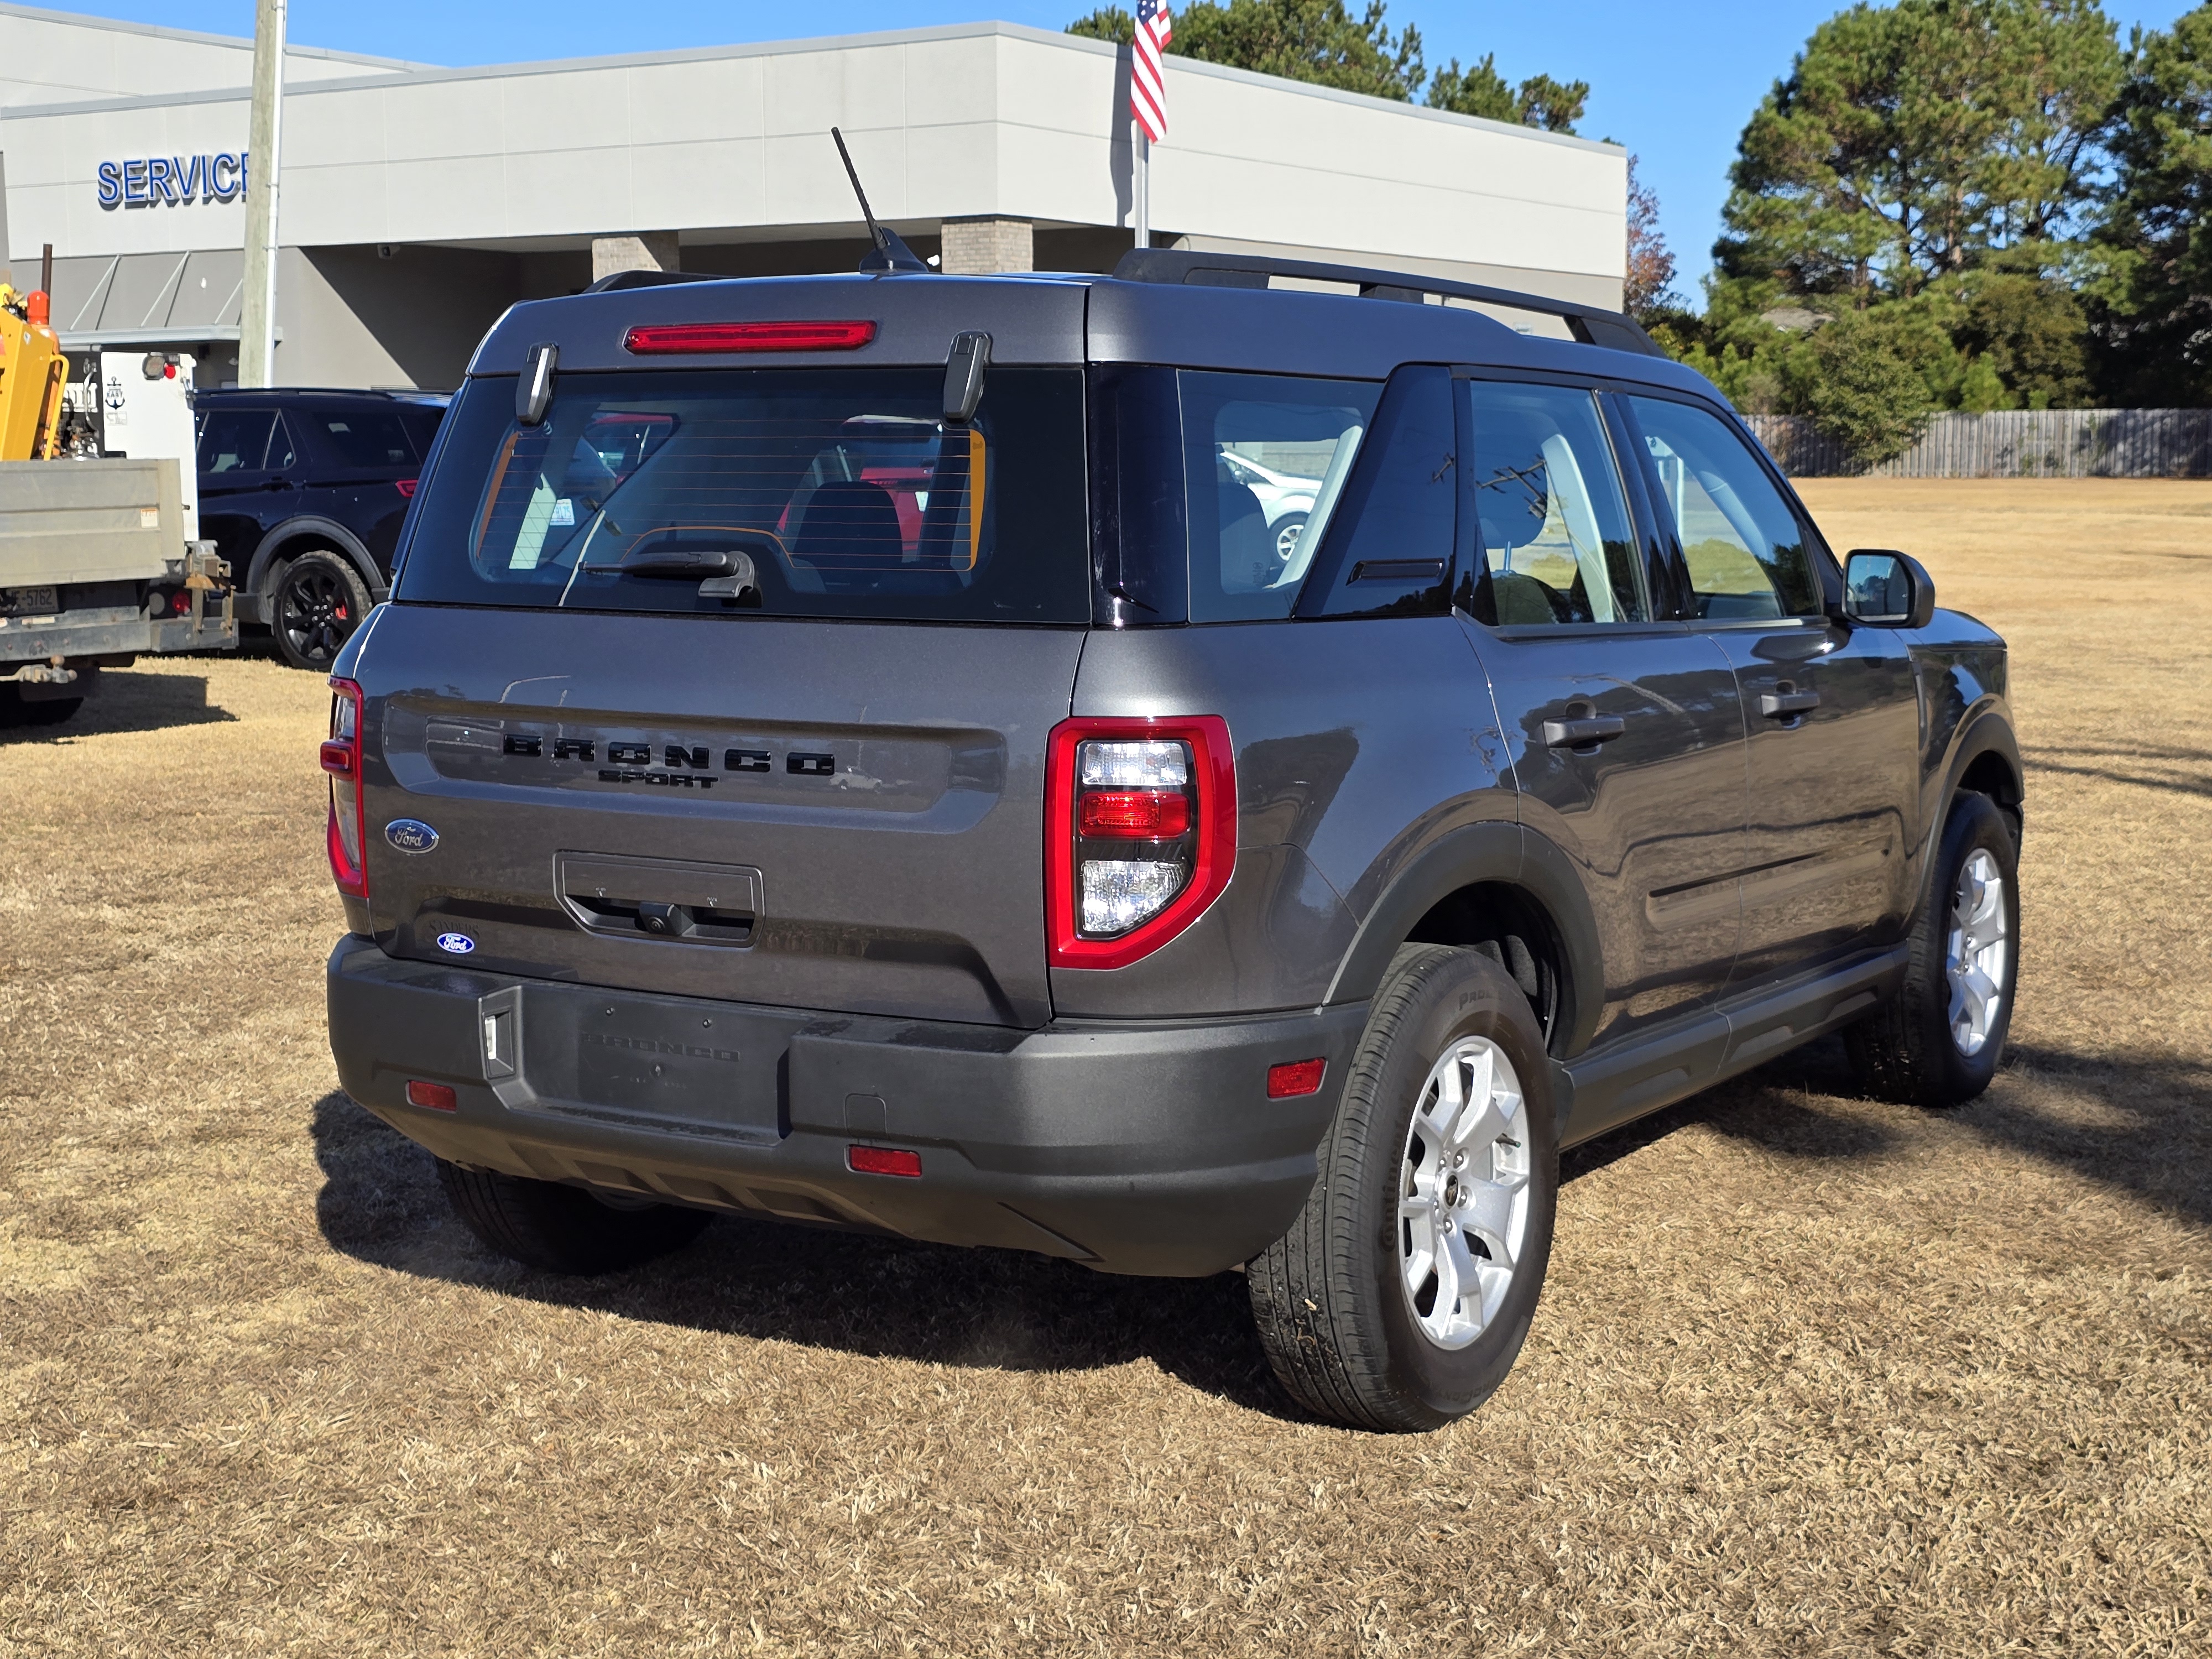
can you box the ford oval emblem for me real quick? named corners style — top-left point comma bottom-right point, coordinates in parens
top-left (435, 932), bottom-right (476, 956)
top-left (386, 818), bottom-right (439, 854)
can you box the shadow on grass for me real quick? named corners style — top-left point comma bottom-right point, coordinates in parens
top-left (1566, 1031), bottom-right (2212, 1236)
top-left (0, 669), bottom-right (236, 744)
top-left (309, 1091), bottom-right (1288, 1416)
top-left (308, 1031), bottom-right (2212, 1413)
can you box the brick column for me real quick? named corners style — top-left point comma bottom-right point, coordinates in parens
top-left (940, 217), bottom-right (1034, 275)
top-left (591, 232), bottom-right (681, 283)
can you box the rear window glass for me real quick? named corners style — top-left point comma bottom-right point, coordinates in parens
top-left (309, 408), bottom-right (418, 468)
top-left (397, 368), bottom-right (1089, 624)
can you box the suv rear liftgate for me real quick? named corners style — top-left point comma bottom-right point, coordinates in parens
top-left (324, 294), bottom-right (1368, 1274)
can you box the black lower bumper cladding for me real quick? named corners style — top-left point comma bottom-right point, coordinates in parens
top-left (326, 937), bottom-right (1368, 1277)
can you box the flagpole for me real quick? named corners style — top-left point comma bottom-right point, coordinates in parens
top-left (1134, 121), bottom-right (1150, 252)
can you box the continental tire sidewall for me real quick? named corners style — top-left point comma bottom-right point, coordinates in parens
top-left (1361, 956), bottom-right (1559, 1425)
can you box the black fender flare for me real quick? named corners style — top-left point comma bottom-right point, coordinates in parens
top-left (247, 517), bottom-right (388, 609)
top-left (1323, 821), bottom-right (1605, 1060)
top-left (1907, 702), bottom-right (2021, 921)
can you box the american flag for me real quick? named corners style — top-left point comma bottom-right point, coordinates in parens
top-left (1131, 0), bottom-right (1172, 143)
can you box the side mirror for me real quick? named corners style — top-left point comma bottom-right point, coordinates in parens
top-left (1841, 549), bottom-right (1936, 629)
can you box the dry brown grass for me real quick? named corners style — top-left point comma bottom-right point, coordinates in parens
top-left (2, 481), bottom-right (2208, 1656)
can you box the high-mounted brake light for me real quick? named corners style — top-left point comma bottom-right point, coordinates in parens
top-left (1046, 716), bottom-right (1235, 971)
top-left (623, 320), bottom-right (878, 355)
top-left (324, 677), bottom-right (368, 900)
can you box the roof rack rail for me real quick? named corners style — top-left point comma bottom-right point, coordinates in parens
top-left (1110, 248), bottom-right (1663, 358)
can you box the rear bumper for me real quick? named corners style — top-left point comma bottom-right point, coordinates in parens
top-left (326, 936), bottom-right (1369, 1277)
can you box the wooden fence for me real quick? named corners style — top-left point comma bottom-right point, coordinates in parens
top-left (1743, 409), bottom-right (2212, 478)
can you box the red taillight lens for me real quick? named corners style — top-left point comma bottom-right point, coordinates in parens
top-left (394, 477), bottom-right (418, 498)
top-left (406, 1080), bottom-right (457, 1112)
top-left (848, 1145), bottom-right (922, 1178)
top-left (325, 677), bottom-right (368, 900)
top-left (1046, 716), bottom-right (1235, 971)
top-left (1078, 790), bottom-right (1191, 839)
top-left (1267, 1058), bottom-right (1327, 1099)
top-left (624, 320), bottom-right (878, 355)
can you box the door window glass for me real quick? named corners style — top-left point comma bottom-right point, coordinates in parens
top-left (197, 408), bottom-right (273, 474)
top-left (1178, 372), bottom-right (1379, 622)
top-left (1467, 382), bottom-right (1645, 625)
top-left (1627, 397), bottom-right (1821, 620)
top-left (311, 408), bottom-right (416, 468)
top-left (267, 412), bottom-right (299, 473)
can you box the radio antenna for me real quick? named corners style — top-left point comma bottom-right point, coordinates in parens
top-left (832, 127), bottom-right (931, 274)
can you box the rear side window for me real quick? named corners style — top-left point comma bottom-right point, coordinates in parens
top-left (1179, 373), bottom-right (1375, 622)
top-left (198, 408), bottom-right (272, 474)
top-left (397, 368), bottom-right (1089, 623)
top-left (310, 406), bottom-right (418, 469)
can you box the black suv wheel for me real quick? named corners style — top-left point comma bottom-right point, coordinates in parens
top-left (1249, 944), bottom-right (1559, 1431)
top-left (1848, 791), bottom-right (2020, 1106)
top-left (273, 549), bottom-right (372, 672)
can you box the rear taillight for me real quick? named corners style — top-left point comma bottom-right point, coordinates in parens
top-left (323, 677), bottom-right (367, 899)
top-left (1046, 716), bottom-right (1234, 969)
top-left (394, 477), bottom-right (418, 498)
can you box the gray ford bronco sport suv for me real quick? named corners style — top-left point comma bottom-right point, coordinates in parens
top-left (322, 246), bottom-right (2022, 1432)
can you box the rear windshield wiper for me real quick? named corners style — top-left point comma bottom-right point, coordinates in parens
top-left (577, 546), bottom-right (763, 606)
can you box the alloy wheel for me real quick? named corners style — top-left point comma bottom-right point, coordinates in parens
top-left (1397, 1035), bottom-right (1532, 1350)
top-left (1945, 847), bottom-right (2009, 1057)
top-left (279, 562), bottom-right (356, 669)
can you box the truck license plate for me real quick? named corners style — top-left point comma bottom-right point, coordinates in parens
top-left (0, 587), bottom-right (59, 616)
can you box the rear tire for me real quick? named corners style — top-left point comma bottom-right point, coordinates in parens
top-left (273, 549), bottom-right (373, 673)
top-left (1847, 791), bottom-right (2020, 1107)
top-left (1249, 944), bottom-right (1559, 1431)
top-left (437, 1160), bottom-right (714, 1275)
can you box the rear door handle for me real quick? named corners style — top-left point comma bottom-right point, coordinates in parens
top-left (1759, 690), bottom-right (1820, 719)
top-left (1542, 714), bottom-right (1627, 748)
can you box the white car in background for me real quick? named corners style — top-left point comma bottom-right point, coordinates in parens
top-left (1219, 449), bottom-right (1323, 561)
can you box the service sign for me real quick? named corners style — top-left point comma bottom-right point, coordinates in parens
top-left (97, 153), bottom-right (247, 208)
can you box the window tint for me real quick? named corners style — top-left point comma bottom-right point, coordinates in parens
top-left (1298, 364), bottom-right (1458, 619)
top-left (400, 406), bottom-right (445, 462)
top-left (311, 406), bottom-right (417, 468)
top-left (197, 408), bottom-right (273, 474)
top-left (1627, 396), bottom-right (1820, 620)
top-left (267, 412), bottom-right (299, 472)
top-left (397, 368), bottom-right (1090, 624)
top-left (1178, 372), bottom-right (1379, 623)
top-left (1466, 382), bottom-right (1645, 625)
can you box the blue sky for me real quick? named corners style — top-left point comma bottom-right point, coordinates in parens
top-left (60, 2), bottom-right (2201, 300)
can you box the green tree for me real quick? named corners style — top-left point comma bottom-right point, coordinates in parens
top-left (1066, 2), bottom-right (1584, 132)
top-left (1717, 0), bottom-right (2121, 300)
top-left (1427, 55), bottom-right (1589, 131)
top-left (1782, 307), bottom-right (1952, 462)
top-left (2096, 5), bottom-right (2212, 404)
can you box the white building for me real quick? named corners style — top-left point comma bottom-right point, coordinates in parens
top-left (0, 3), bottom-right (1630, 389)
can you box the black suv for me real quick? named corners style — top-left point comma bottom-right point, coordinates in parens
top-left (320, 251), bottom-right (2022, 1432)
top-left (195, 388), bottom-right (445, 670)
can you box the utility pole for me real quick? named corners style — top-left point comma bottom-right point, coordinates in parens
top-left (239, 0), bottom-right (287, 388)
